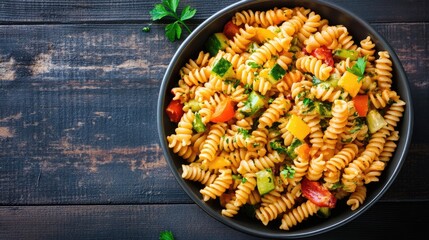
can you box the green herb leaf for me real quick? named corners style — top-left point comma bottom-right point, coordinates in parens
top-left (165, 22), bottom-right (182, 42)
top-left (269, 140), bottom-right (287, 154)
top-left (280, 165), bottom-right (295, 179)
top-left (149, 4), bottom-right (171, 20)
top-left (232, 174), bottom-right (243, 181)
top-left (163, 0), bottom-right (178, 13)
top-left (247, 61), bottom-right (261, 69)
top-left (346, 57), bottom-right (367, 82)
top-left (159, 230), bottom-right (175, 240)
top-left (180, 5), bottom-right (196, 21)
top-left (237, 128), bottom-right (250, 139)
top-left (302, 98), bottom-right (315, 113)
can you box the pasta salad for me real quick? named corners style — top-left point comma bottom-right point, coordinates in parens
top-left (164, 5), bottom-right (406, 230)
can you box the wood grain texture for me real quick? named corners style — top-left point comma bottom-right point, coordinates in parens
top-left (0, 22), bottom-right (427, 204)
top-left (0, 202), bottom-right (427, 240)
top-left (0, 0), bottom-right (427, 23)
top-left (0, 0), bottom-right (427, 239)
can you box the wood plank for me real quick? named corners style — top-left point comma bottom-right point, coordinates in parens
top-left (0, 23), bottom-right (427, 204)
top-left (0, 0), bottom-right (427, 23)
top-left (0, 202), bottom-right (427, 239)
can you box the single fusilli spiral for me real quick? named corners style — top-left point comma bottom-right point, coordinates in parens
top-left (375, 51), bottom-right (393, 90)
top-left (276, 70), bottom-right (303, 92)
top-left (183, 66), bottom-right (211, 87)
top-left (301, 114), bottom-right (323, 157)
top-left (384, 99), bottom-right (405, 128)
top-left (311, 84), bottom-right (348, 102)
top-left (379, 130), bottom-right (399, 162)
top-left (219, 131), bottom-right (256, 152)
top-left (252, 75), bottom-right (273, 95)
top-left (296, 55), bottom-right (333, 81)
top-left (247, 36), bottom-right (292, 66)
top-left (173, 110), bottom-right (195, 146)
top-left (281, 155), bottom-right (309, 186)
top-left (236, 64), bottom-right (256, 86)
top-left (278, 117), bottom-right (295, 146)
top-left (306, 153), bottom-right (326, 181)
top-left (321, 100), bottom-right (349, 160)
top-left (346, 185), bottom-right (367, 210)
top-left (237, 151), bottom-right (284, 174)
top-left (205, 77), bottom-right (237, 96)
top-left (363, 160), bottom-right (385, 184)
top-left (304, 25), bottom-right (343, 53)
top-left (369, 89), bottom-right (398, 109)
top-left (180, 51), bottom-right (211, 76)
top-left (279, 200), bottom-right (319, 230)
top-left (199, 122), bottom-right (228, 162)
top-left (232, 7), bottom-right (293, 28)
top-left (342, 127), bottom-right (390, 192)
top-left (194, 85), bottom-right (215, 102)
top-left (234, 172), bottom-right (257, 207)
top-left (358, 36), bottom-right (376, 61)
top-left (296, 11), bottom-right (321, 43)
top-left (200, 168), bottom-right (233, 201)
top-left (325, 143), bottom-right (359, 172)
top-left (167, 136), bottom-right (196, 161)
top-left (256, 184), bottom-right (301, 226)
top-left (279, 7), bottom-right (308, 37)
top-left (226, 24), bottom-right (257, 55)
top-left (290, 80), bottom-right (312, 101)
top-left (258, 94), bottom-right (291, 128)
top-left (221, 196), bottom-right (240, 217)
top-left (181, 164), bottom-right (217, 185)
top-left (171, 79), bottom-right (192, 103)
top-left (337, 26), bottom-right (357, 50)
top-left (252, 126), bottom-right (270, 149)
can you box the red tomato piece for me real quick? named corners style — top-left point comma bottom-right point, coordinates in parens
top-left (223, 20), bottom-right (240, 39)
top-left (301, 177), bottom-right (337, 208)
top-left (211, 98), bottom-right (235, 123)
top-left (353, 94), bottom-right (369, 117)
top-left (165, 99), bottom-right (184, 123)
top-left (311, 46), bottom-right (334, 67)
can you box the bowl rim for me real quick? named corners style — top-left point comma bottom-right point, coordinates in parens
top-left (157, 0), bottom-right (414, 238)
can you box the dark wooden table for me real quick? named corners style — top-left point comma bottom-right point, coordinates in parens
top-left (0, 0), bottom-right (427, 239)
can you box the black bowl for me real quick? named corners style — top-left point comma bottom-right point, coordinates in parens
top-left (157, 0), bottom-right (413, 238)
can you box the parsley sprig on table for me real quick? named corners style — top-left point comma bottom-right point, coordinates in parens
top-left (149, 0), bottom-right (197, 42)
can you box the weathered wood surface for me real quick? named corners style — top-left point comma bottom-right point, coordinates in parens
top-left (0, 202), bottom-right (427, 239)
top-left (0, 23), bottom-right (427, 204)
top-left (0, 0), bottom-right (428, 239)
top-left (0, 0), bottom-right (427, 23)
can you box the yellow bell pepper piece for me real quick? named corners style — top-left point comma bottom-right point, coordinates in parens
top-left (338, 71), bottom-right (362, 97)
top-left (206, 156), bottom-right (231, 170)
top-left (253, 28), bottom-right (276, 43)
top-left (286, 114), bottom-right (311, 141)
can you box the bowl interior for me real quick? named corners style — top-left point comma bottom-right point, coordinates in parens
top-left (157, 0), bottom-right (413, 238)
